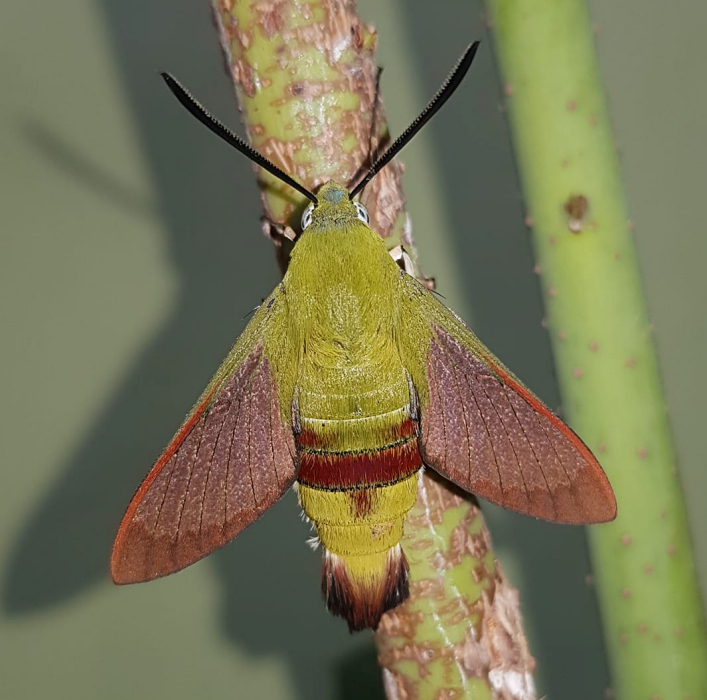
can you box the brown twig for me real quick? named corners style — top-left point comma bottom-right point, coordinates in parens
top-left (211, 1), bottom-right (536, 696)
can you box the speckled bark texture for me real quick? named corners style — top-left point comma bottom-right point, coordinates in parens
top-left (210, 1), bottom-right (536, 697)
top-left (377, 474), bottom-right (535, 700)
top-left (214, 0), bottom-right (409, 271)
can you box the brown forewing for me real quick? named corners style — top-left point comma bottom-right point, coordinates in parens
top-left (419, 326), bottom-right (616, 524)
top-left (111, 345), bottom-right (297, 584)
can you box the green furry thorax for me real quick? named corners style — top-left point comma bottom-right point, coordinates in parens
top-left (284, 184), bottom-right (405, 423)
top-left (250, 179), bottom-right (434, 429)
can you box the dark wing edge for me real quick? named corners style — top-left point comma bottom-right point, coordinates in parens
top-left (417, 321), bottom-right (616, 525)
top-left (111, 341), bottom-right (297, 584)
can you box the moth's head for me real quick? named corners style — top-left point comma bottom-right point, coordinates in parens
top-left (300, 180), bottom-right (369, 232)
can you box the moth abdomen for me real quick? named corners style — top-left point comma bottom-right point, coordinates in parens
top-left (295, 402), bottom-right (421, 630)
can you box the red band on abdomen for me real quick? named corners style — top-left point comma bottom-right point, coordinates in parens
top-left (297, 438), bottom-right (421, 489)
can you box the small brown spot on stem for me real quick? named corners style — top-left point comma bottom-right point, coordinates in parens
top-left (637, 447), bottom-right (649, 459)
top-left (598, 443), bottom-right (607, 453)
top-left (644, 564), bottom-right (654, 574)
top-left (621, 534), bottom-right (632, 546)
top-left (533, 264), bottom-right (541, 275)
top-left (614, 252), bottom-right (621, 260)
top-left (675, 628), bottom-right (684, 638)
top-left (561, 158), bottom-right (569, 168)
top-left (621, 588), bottom-right (632, 599)
top-left (618, 633), bottom-right (628, 645)
top-left (626, 357), bottom-right (637, 368)
top-left (549, 235), bottom-right (558, 245)
top-left (638, 623), bottom-right (648, 634)
top-left (573, 367), bottom-right (584, 379)
top-left (232, 58), bottom-right (257, 97)
top-left (585, 574), bottom-right (594, 586)
top-left (564, 194), bottom-right (589, 232)
top-left (668, 545), bottom-right (677, 556)
top-left (540, 317), bottom-right (548, 328)
top-left (524, 214), bottom-right (533, 227)
top-left (257, 3), bottom-right (285, 37)
top-left (558, 330), bottom-right (567, 341)
top-left (504, 83), bottom-right (514, 96)
top-left (590, 115), bottom-right (598, 125)
top-left (567, 100), bottom-right (577, 112)
top-left (547, 287), bottom-right (557, 298)
top-left (589, 340), bottom-right (599, 352)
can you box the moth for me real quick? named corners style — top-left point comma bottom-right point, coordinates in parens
top-left (112, 43), bottom-right (616, 631)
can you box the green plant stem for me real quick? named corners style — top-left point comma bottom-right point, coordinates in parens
top-left (212, 1), bottom-right (537, 697)
top-left (484, 1), bottom-right (707, 697)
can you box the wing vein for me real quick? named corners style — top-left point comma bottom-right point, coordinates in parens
top-left (246, 368), bottom-right (257, 510)
top-left (506, 392), bottom-right (556, 517)
top-left (536, 411), bottom-right (574, 486)
top-left (224, 395), bottom-right (242, 529)
top-left (267, 374), bottom-right (280, 489)
top-left (154, 419), bottom-right (198, 536)
top-left (479, 379), bottom-right (529, 499)
top-left (197, 410), bottom-right (227, 537)
top-left (464, 371), bottom-right (504, 494)
top-left (174, 416), bottom-right (208, 540)
top-left (438, 340), bottom-right (475, 488)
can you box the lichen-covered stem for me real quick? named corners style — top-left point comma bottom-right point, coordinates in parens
top-left (484, 1), bottom-right (707, 697)
top-left (214, 0), bottom-right (409, 272)
top-left (212, 1), bottom-right (536, 697)
top-left (377, 475), bottom-right (535, 700)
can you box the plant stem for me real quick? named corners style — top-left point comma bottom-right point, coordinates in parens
top-left (211, 1), bottom-right (536, 697)
top-left (377, 475), bottom-right (535, 700)
top-left (484, 1), bottom-right (707, 697)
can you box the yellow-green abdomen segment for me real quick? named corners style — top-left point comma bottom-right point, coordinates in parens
top-left (298, 473), bottom-right (418, 631)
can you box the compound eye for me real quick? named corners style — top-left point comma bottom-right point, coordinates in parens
top-left (301, 203), bottom-right (315, 230)
top-left (354, 201), bottom-right (369, 225)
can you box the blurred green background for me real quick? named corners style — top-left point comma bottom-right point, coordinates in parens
top-left (1, 1), bottom-right (705, 698)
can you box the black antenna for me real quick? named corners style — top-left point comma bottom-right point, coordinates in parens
top-left (161, 73), bottom-right (318, 204)
top-left (349, 41), bottom-right (480, 198)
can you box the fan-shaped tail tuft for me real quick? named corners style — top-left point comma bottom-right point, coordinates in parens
top-left (321, 545), bottom-right (409, 632)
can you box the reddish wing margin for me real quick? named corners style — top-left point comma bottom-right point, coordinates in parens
top-left (420, 325), bottom-right (616, 524)
top-left (111, 343), bottom-right (297, 584)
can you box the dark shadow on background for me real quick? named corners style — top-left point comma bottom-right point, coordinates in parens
top-left (400, 3), bottom-right (610, 698)
top-left (4, 0), bottom-right (270, 616)
top-left (336, 644), bottom-right (387, 700)
top-left (19, 120), bottom-right (156, 221)
top-left (3, 0), bottom-right (375, 698)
